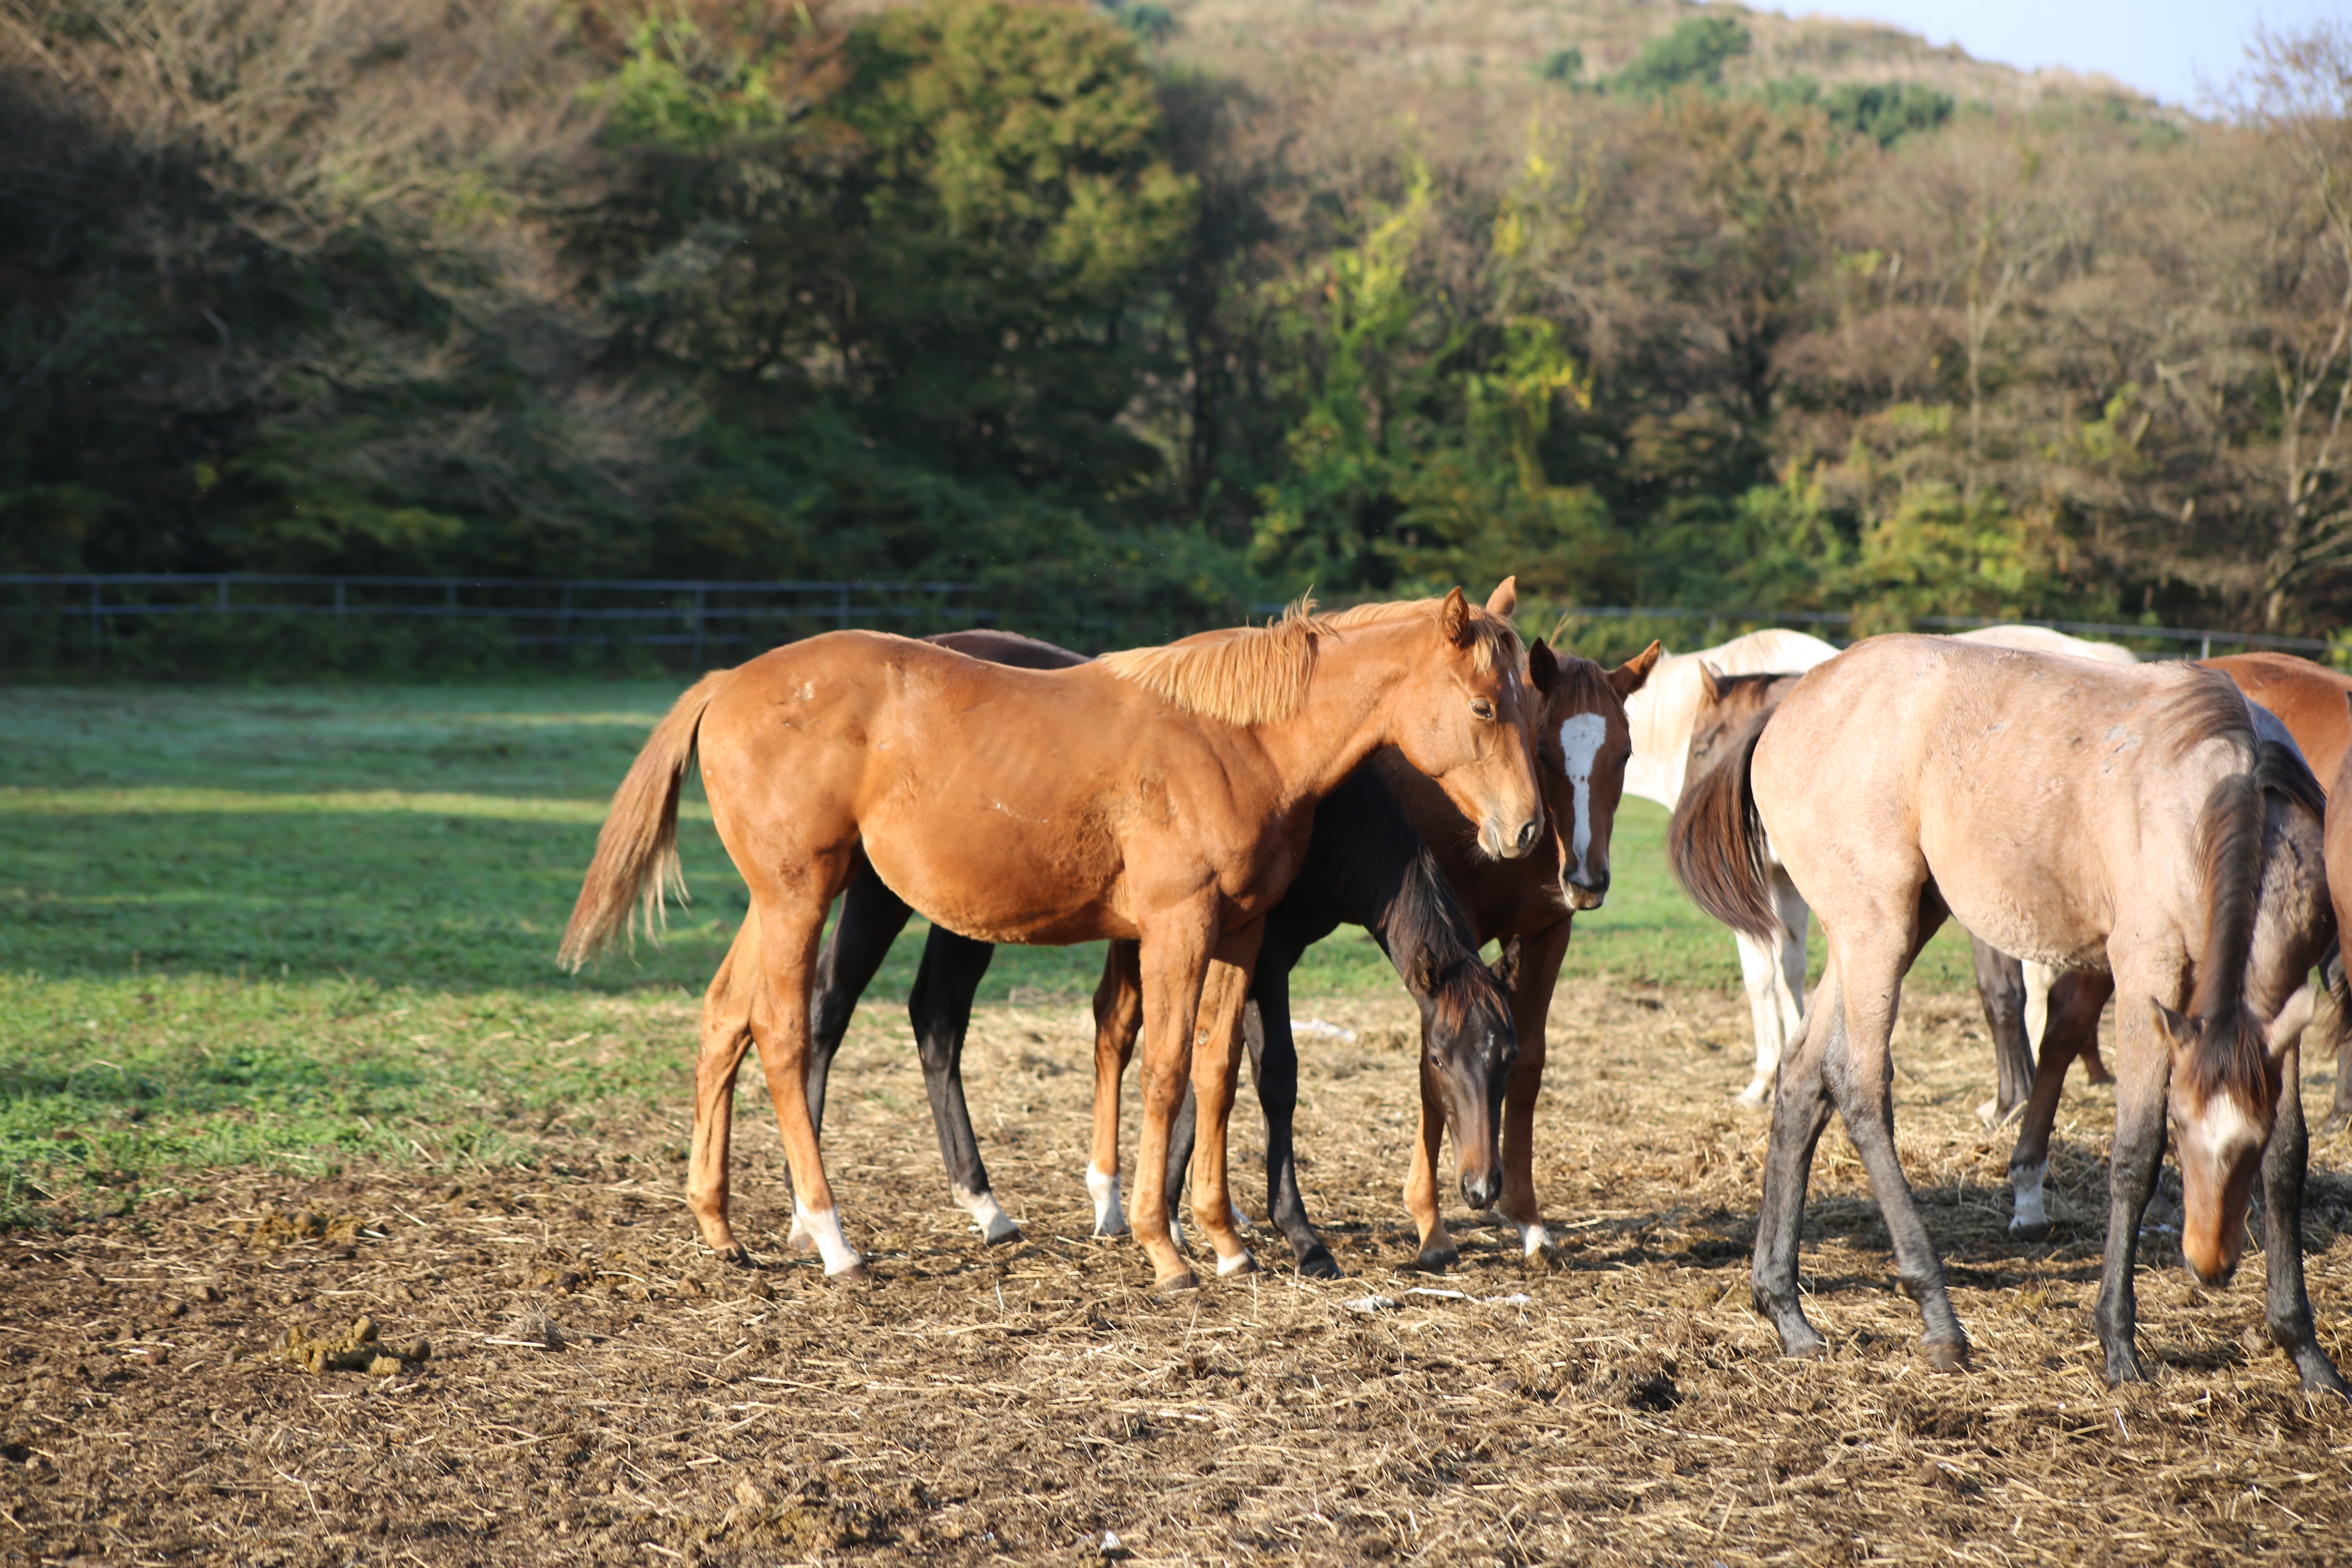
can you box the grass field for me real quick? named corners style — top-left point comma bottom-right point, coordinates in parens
top-left (0, 680), bottom-right (1981, 1220)
top-left (25, 682), bottom-right (2344, 1568)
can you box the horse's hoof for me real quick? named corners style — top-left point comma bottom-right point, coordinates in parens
top-left (1215, 1250), bottom-right (1258, 1279)
top-left (1522, 1242), bottom-right (1565, 1273)
top-left (827, 1262), bottom-right (871, 1285)
top-left (1154, 1269), bottom-right (1200, 1294)
top-left (1092, 1218), bottom-right (1131, 1239)
top-left (1781, 1335), bottom-right (1830, 1362)
top-left (2321, 1113), bottom-right (2352, 1140)
top-left (984, 1225), bottom-right (1027, 1248)
top-left (2007, 1218), bottom-right (2052, 1243)
top-left (787, 1228), bottom-right (819, 1256)
top-left (1921, 1338), bottom-right (1970, 1373)
top-left (704, 1239), bottom-right (751, 1266)
top-left (1294, 1248), bottom-right (1343, 1281)
top-left (1411, 1244), bottom-right (1461, 1274)
top-left (1733, 1085), bottom-right (1769, 1111)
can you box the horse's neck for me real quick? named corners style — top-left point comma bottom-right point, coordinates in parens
top-left (1252, 624), bottom-right (1440, 808)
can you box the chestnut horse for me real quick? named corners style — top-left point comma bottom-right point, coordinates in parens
top-left (560, 592), bottom-right (1542, 1290)
top-left (1672, 637), bottom-right (2340, 1391)
top-left (684, 631), bottom-right (1518, 1275)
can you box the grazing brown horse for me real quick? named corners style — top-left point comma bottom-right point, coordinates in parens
top-left (561, 592), bottom-right (1544, 1290)
top-left (1672, 637), bottom-right (2341, 1391)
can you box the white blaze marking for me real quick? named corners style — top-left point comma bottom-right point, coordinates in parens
top-left (793, 1200), bottom-right (861, 1276)
top-left (1557, 713), bottom-right (1607, 880)
top-left (2009, 1162), bottom-right (2048, 1234)
top-left (1517, 1220), bottom-right (1550, 1258)
top-left (1086, 1165), bottom-right (1127, 1237)
top-left (952, 1185), bottom-right (1020, 1244)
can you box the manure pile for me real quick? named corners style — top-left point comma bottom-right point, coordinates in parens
top-left (5, 981), bottom-right (2352, 1564)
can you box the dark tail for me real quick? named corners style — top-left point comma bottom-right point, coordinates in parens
top-left (557, 670), bottom-right (731, 970)
top-left (1667, 710), bottom-right (1780, 942)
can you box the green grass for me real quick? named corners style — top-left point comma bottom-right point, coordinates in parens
top-left (0, 681), bottom-right (1978, 1220)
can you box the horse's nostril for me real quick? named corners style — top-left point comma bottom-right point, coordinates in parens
top-left (1513, 819), bottom-right (1540, 855)
top-left (1462, 1171), bottom-right (1501, 1210)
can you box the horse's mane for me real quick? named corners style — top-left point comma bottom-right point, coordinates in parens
top-left (1098, 595), bottom-right (1522, 726)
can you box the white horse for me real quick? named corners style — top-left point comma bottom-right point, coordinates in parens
top-left (1629, 622), bottom-right (2136, 1107)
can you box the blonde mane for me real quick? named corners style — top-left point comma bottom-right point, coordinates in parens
top-left (1097, 598), bottom-right (1334, 726)
top-left (1098, 594), bottom-right (1523, 726)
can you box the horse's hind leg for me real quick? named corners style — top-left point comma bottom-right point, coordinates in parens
top-left (1499, 922), bottom-right (1570, 1259)
top-left (749, 867), bottom-right (865, 1279)
top-left (909, 926), bottom-right (1016, 1244)
top-left (1820, 905), bottom-right (1969, 1370)
top-left (2005, 971), bottom-right (2109, 1241)
top-left (2259, 1030), bottom-right (2352, 1395)
top-left (690, 918), bottom-right (760, 1259)
top-left (1087, 942), bottom-right (1143, 1237)
top-left (1968, 937), bottom-right (2034, 1128)
top-left (1752, 971), bottom-right (1838, 1359)
top-left (1733, 929), bottom-right (1786, 1109)
top-left (1246, 967), bottom-right (1336, 1276)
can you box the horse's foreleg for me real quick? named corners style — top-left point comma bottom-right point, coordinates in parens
top-left (2004, 971), bottom-right (2108, 1241)
top-left (689, 922), bottom-right (759, 1259)
top-left (1088, 942), bottom-right (1143, 1237)
top-left (2094, 961), bottom-right (2176, 1385)
top-left (1733, 929), bottom-right (1785, 1109)
top-left (750, 878), bottom-right (863, 1280)
top-left (2259, 1029), bottom-right (2351, 1396)
top-left (1405, 1048), bottom-right (1457, 1270)
top-left (2029, 960), bottom-right (2104, 1083)
top-left (1968, 937), bottom-right (2034, 1128)
top-left (909, 926), bottom-right (1016, 1244)
top-left (1131, 913), bottom-right (1216, 1290)
top-left (1498, 921), bottom-right (1570, 1259)
top-left (1185, 924), bottom-right (1265, 1279)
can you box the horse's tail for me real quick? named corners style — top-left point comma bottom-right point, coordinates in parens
top-left (2176, 751), bottom-right (2279, 1111)
top-left (558, 670), bottom-right (731, 971)
top-left (1668, 710), bottom-right (1781, 942)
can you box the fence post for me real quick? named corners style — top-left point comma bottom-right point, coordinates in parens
top-left (2199, 633), bottom-right (2212, 660)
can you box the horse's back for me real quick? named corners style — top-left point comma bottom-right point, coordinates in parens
top-left (2202, 651), bottom-right (2352, 787)
top-left (1955, 624), bottom-right (2137, 665)
top-left (1755, 636), bottom-right (2244, 967)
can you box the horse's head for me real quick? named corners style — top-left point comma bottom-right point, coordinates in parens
top-left (1524, 637), bottom-right (1657, 911)
top-left (1403, 912), bottom-right (1519, 1211)
top-left (1383, 583), bottom-right (1545, 861)
top-left (2158, 991), bottom-right (2306, 1284)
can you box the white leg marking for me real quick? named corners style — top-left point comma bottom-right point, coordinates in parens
top-left (1216, 1245), bottom-right (1257, 1277)
top-left (786, 1208), bottom-right (813, 1250)
top-left (2022, 961), bottom-right (2056, 1050)
top-left (2009, 1162), bottom-right (2049, 1235)
top-left (1518, 1219), bottom-right (1550, 1258)
top-left (952, 1185), bottom-right (1020, 1244)
top-left (1085, 1165), bottom-right (1127, 1237)
top-left (1734, 929), bottom-right (1782, 1107)
top-left (1557, 713), bottom-right (1607, 882)
top-left (793, 1200), bottom-right (862, 1275)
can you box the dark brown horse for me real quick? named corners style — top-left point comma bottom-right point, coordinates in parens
top-left (1672, 637), bottom-right (2339, 1391)
top-left (562, 592), bottom-right (1544, 1290)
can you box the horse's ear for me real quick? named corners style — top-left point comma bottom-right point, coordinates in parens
top-left (1528, 638), bottom-right (1560, 696)
top-left (1440, 587), bottom-right (1473, 648)
top-left (1610, 639), bottom-right (1662, 699)
top-left (1697, 662), bottom-right (1724, 705)
top-left (1484, 577), bottom-right (1518, 619)
top-left (2152, 998), bottom-right (2198, 1052)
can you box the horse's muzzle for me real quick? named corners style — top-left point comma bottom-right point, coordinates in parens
top-left (1461, 1167), bottom-right (1501, 1210)
top-left (1564, 869), bottom-right (1609, 911)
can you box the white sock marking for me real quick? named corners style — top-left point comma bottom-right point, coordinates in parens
top-left (1216, 1247), bottom-right (1256, 1277)
top-left (792, 1200), bottom-right (861, 1275)
top-left (951, 1185), bottom-right (1020, 1244)
top-left (1557, 713), bottom-right (1607, 882)
top-left (1517, 1220), bottom-right (1550, 1258)
top-left (2009, 1162), bottom-right (2048, 1234)
top-left (1085, 1165), bottom-right (1127, 1237)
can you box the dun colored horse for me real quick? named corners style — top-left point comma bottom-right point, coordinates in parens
top-left (686, 631), bottom-right (1519, 1277)
top-left (561, 592), bottom-right (1543, 1290)
top-left (1672, 637), bottom-right (2340, 1391)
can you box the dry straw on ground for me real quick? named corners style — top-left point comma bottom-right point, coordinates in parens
top-left (5, 980), bottom-right (2352, 1564)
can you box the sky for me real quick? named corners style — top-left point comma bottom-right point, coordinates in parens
top-left (1800, 0), bottom-right (2345, 110)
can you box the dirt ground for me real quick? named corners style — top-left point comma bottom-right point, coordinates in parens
top-left (7, 979), bottom-right (2352, 1566)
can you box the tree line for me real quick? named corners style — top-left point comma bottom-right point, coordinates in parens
top-left (2, 0), bottom-right (2347, 652)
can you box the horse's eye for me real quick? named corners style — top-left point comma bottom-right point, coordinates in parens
top-left (1471, 698), bottom-right (1496, 721)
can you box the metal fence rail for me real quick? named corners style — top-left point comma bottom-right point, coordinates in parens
top-left (2, 574), bottom-right (2332, 664)
top-left (0, 574), bottom-right (995, 665)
